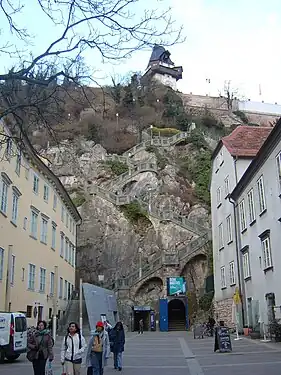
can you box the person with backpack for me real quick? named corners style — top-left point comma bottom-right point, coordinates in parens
top-left (27, 320), bottom-right (54, 375)
top-left (61, 322), bottom-right (87, 375)
top-left (85, 321), bottom-right (110, 375)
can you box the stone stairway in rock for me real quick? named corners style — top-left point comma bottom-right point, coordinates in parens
top-left (90, 183), bottom-right (209, 237)
top-left (91, 130), bottom-right (210, 236)
top-left (114, 232), bottom-right (211, 290)
top-left (90, 130), bottom-right (211, 290)
top-left (106, 161), bottom-right (158, 192)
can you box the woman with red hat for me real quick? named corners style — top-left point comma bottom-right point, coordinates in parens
top-left (85, 321), bottom-right (110, 375)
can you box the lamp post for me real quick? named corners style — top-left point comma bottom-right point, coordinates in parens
top-left (79, 278), bottom-right (83, 333)
top-left (150, 125), bottom-right (153, 145)
top-left (138, 249), bottom-right (143, 279)
top-left (52, 265), bottom-right (58, 342)
top-left (147, 185), bottom-right (153, 213)
top-left (116, 113), bottom-right (119, 127)
top-left (98, 274), bottom-right (105, 287)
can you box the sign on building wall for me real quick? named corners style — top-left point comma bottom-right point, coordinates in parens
top-left (167, 277), bottom-right (186, 296)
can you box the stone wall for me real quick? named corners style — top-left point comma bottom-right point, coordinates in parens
top-left (214, 298), bottom-right (234, 327)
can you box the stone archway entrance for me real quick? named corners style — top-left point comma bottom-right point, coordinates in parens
top-left (168, 299), bottom-right (186, 331)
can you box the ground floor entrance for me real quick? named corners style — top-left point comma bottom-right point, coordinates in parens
top-left (159, 297), bottom-right (188, 331)
top-left (133, 306), bottom-right (150, 331)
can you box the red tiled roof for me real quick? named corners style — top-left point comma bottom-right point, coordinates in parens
top-left (222, 126), bottom-right (272, 157)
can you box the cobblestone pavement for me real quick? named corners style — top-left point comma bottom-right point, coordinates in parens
top-left (1, 332), bottom-right (281, 375)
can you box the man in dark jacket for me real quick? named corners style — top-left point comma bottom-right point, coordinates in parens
top-left (109, 322), bottom-right (125, 371)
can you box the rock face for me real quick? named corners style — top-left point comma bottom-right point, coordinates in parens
top-left (42, 135), bottom-right (212, 324)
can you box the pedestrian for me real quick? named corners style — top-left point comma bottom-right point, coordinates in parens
top-left (208, 316), bottom-right (216, 337)
top-left (85, 321), bottom-right (110, 375)
top-left (60, 322), bottom-right (87, 375)
top-left (109, 321), bottom-right (125, 371)
top-left (138, 319), bottom-right (144, 334)
top-left (27, 320), bottom-right (54, 375)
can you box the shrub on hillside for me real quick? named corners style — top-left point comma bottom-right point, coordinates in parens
top-left (233, 110), bottom-right (249, 123)
top-left (106, 160), bottom-right (128, 175)
top-left (152, 127), bottom-right (180, 137)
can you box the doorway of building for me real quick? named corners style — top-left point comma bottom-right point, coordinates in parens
top-left (168, 299), bottom-right (186, 331)
top-left (133, 310), bottom-right (150, 331)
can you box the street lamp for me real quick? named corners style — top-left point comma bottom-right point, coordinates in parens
top-left (138, 249), bottom-right (143, 279)
top-left (147, 185), bottom-right (153, 213)
top-left (116, 113), bottom-right (119, 126)
top-left (150, 125), bottom-right (153, 145)
top-left (98, 274), bottom-right (105, 286)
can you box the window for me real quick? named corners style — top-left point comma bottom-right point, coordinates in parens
top-left (261, 237), bottom-right (273, 269)
top-left (26, 306), bottom-right (33, 318)
top-left (224, 176), bottom-right (230, 196)
top-left (15, 151), bottom-right (21, 175)
top-left (276, 151), bottom-right (281, 190)
top-left (43, 185), bottom-right (49, 202)
top-left (15, 316), bottom-right (27, 332)
top-left (30, 209), bottom-right (39, 239)
top-left (40, 217), bottom-right (48, 244)
top-left (39, 268), bottom-right (46, 293)
top-left (33, 174), bottom-right (39, 194)
top-left (257, 176), bottom-right (266, 213)
top-left (220, 266), bottom-right (226, 288)
top-left (1, 179), bottom-right (8, 214)
top-left (60, 233), bottom-right (64, 257)
top-left (61, 206), bottom-right (65, 223)
top-left (229, 261), bottom-right (235, 285)
top-left (66, 213), bottom-right (69, 228)
top-left (28, 264), bottom-right (36, 290)
top-left (219, 149), bottom-right (224, 165)
top-left (217, 187), bottom-right (222, 207)
top-left (10, 255), bottom-right (15, 285)
top-left (247, 189), bottom-right (256, 223)
top-left (51, 223), bottom-right (56, 250)
top-left (72, 222), bottom-right (75, 236)
top-left (23, 217), bottom-right (27, 230)
top-left (11, 191), bottom-right (19, 224)
top-left (59, 277), bottom-right (63, 298)
top-left (70, 219), bottom-right (72, 233)
top-left (218, 223), bottom-right (224, 249)
top-left (68, 242), bottom-right (73, 265)
top-left (64, 280), bottom-right (68, 299)
top-left (50, 272), bottom-right (55, 295)
top-left (239, 199), bottom-right (247, 232)
top-left (21, 267), bottom-right (25, 281)
top-left (6, 138), bottom-right (12, 160)
top-left (65, 238), bottom-right (69, 261)
top-left (53, 194), bottom-right (57, 210)
top-left (0, 248), bottom-right (4, 280)
top-left (226, 215), bottom-right (233, 243)
top-left (73, 247), bottom-right (76, 267)
top-left (242, 252), bottom-right (251, 279)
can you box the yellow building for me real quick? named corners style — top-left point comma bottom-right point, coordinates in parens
top-left (0, 124), bottom-right (81, 326)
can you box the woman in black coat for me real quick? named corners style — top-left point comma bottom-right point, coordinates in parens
top-left (109, 322), bottom-right (125, 371)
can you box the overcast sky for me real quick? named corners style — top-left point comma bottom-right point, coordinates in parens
top-left (1, 0), bottom-right (280, 103)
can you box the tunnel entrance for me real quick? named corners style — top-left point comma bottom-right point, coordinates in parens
top-left (168, 298), bottom-right (186, 331)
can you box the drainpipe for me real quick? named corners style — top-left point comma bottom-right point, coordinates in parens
top-left (229, 197), bottom-right (245, 328)
top-left (229, 156), bottom-right (245, 327)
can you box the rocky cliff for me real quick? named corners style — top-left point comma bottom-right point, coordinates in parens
top-left (43, 128), bottom-right (214, 306)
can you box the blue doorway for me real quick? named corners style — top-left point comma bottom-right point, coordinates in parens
top-left (159, 298), bottom-right (168, 331)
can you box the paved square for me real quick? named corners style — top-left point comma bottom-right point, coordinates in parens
top-left (1, 331), bottom-right (281, 374)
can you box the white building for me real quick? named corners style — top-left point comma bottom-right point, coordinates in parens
top-left (230, 119), bottom-right (281, 330)
top-left (211, 126), bottom-right (272, 326)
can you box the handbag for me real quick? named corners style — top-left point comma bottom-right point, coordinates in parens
top-left (26, 349), bottom-right (37, 362)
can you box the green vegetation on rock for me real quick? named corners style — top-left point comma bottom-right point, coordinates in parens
top-left (120, 201), bottom-right (149, 224)
top-left (233, 110), bottom-right (249, 124)
top-left (152, 127), bottom-right (180, 137)
top-left (199, 291), bottom-right (214, 312)
top-left (179, 147), bottom-right (211, 205)
top-left (106, 160), bottom-right (128, 176)
top-left (72, 193), bottom-right (86, 207)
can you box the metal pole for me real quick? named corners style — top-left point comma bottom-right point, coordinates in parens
top-left (52, 266), bottom-right (58, 342)
top-left (139, 251), bottom-right (142, 279)
top-left (79, 278), bottom-right (83, 333)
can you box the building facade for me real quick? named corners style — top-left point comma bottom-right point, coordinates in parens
top-left (0, 124), bottom-right (81, 325)
top-left (230, 119), bottom-right (281, 330)
top-left (211, 126), bottom-right (271, 326)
